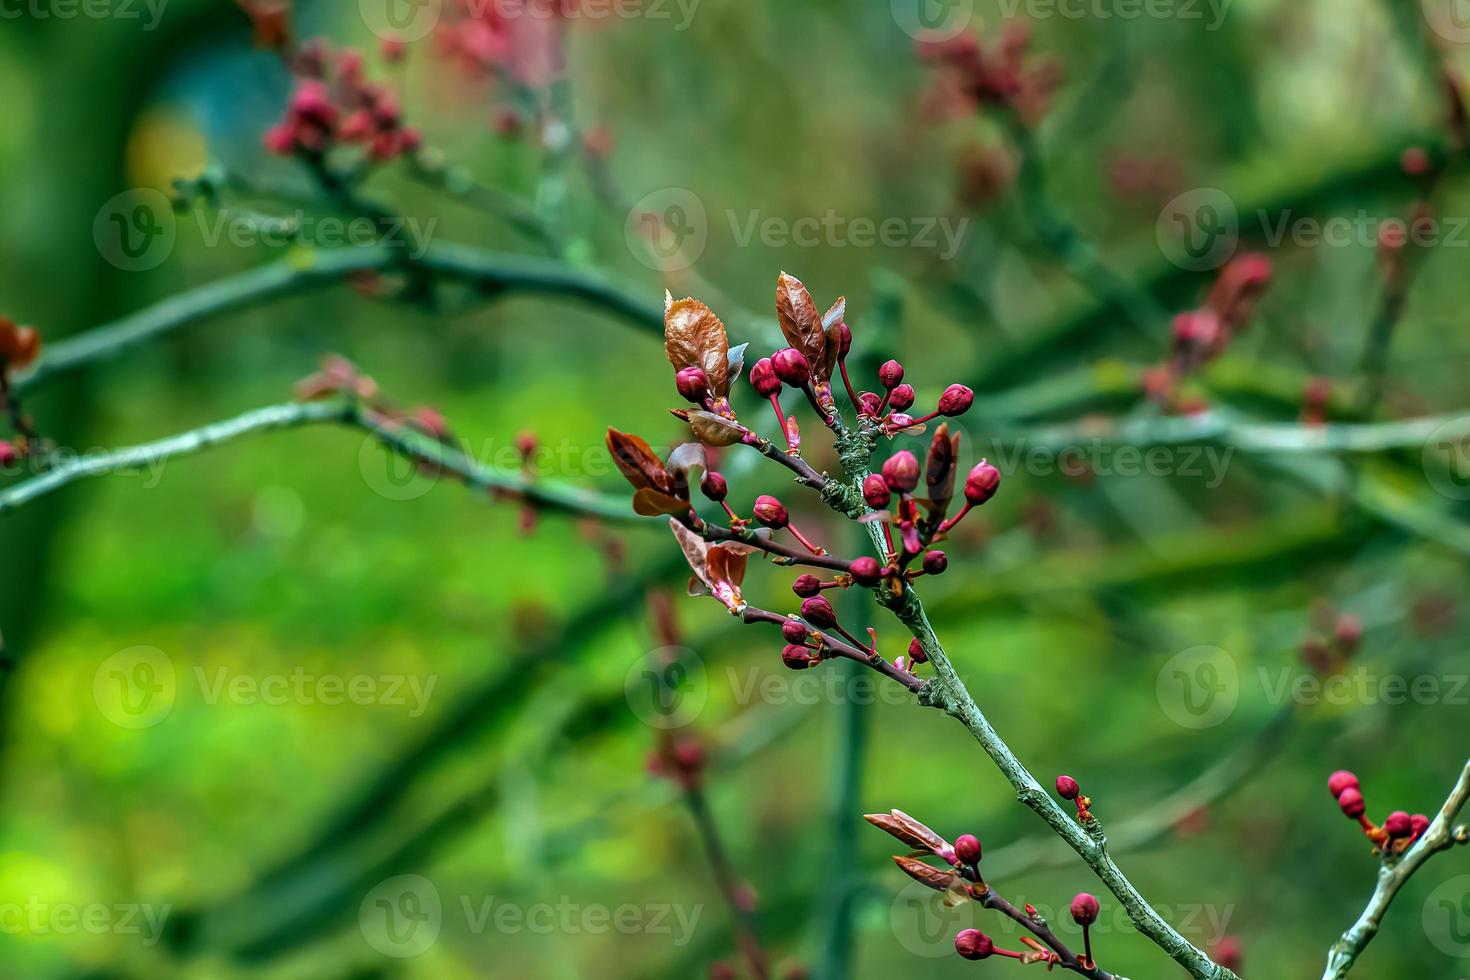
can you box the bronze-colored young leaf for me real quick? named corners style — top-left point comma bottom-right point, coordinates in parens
top-left (925, 424), bottom-right (960, 519)
top-left (892, 855), bottom-right (957, 892)
top-left (864, 809), bottom-right (948, 852)
top-left (820, 295), bottom-right (846, 381)
top-left (607, 428), bottom-right (674, 494)
top-left (669, 519), bottom-right (712, 593)
top-left (775, 272), bottom-right (825, 367)
top-left (633, 487), bottom-right (692, 517)
top-left (681, 410), bottom-right (746, 447)
top-left (665, 293), bottom-right (731, 395)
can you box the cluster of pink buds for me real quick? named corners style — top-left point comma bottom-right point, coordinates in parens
top-left (265, 40), bottom-right (422, 163)
top-left (1328, 770), bottom-right (1431, 858)
top-left (1145, 253), bottom-right (1273, 413)
top-left (1299, 606), bottom-right (1363, 676)
top-left (868, 810), bottom-right (1115, 975)
top-left (915, 23), bottom-right (1060, 125)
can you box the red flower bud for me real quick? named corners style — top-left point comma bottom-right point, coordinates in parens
top-left (1070, 892), bottom-right (1100, 926)
top-left (771, 347), bottom-right (812, 386)
top-left (801, 596), bottom-right (838, 629)
top-left (1327, 770), bottom-right (1359, 798)
top-left (937, 384), bottom-right (974, 416)
top-left (964, 460), bottom-right (1001, 505)
top-left (922, 550), bottom-right (948, 575)
top-left (1402, 146), bottom-right (1430, 176)
top-left (882, 451), bottom-right (920, 494)
top-left (836, 322), bottom-right (853, 357)
top-left (878, 359), bottom-right (905, 390)
top-left (1384, 811), bottom-right (1413, 839)
top-left (1056, 775), bottom-right (1080, 800)
top-left (955, 833), bottom-right (982, 864)
top-left (782, 619), bottom-right (809, 644)
top-left (857, 391), bottom-right (882, 416)
top-left (861, 473), bottom-right (891, 509)
top-left (676, 366), bottom-right (710, 404)
top-left (955, 929), bottom-right (994, 960)
top-left (849, 556), bottom-right (882, 587)
top-left (750, 358), bottom-right (782, 397)
top-left (792, 574), bottom-right (823, 598)
top-left (753, 495), bottom-right (789, 529)
top-left (781, 644), bottom-right (814, 670)
top-left (889, 383), bottom-right (915, 411)
top-left (0, 441), bottom-right (16, 467)
top-left (1337, 786), bottom-right (1366, 818)
top-left (1410, 813), bottom-right (1431, 840)
top-left (907, 637), bottom-right (928, 664)
top-left (701, 471), bottom-right (728, 502)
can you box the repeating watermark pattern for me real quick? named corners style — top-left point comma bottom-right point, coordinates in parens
top-left (891, 0), bottom-right (975, 41)
top-left (1423, 0), bottom-right (1470, 43)
top-left (1423, 873), bottom-right (1470, 957)
top-left (359, 875), bottom-right (703, 957)
top-left (0, 0), bottom-right (168, 30)
top-left (726, 665), bottom-right (917, 708)
top-left (94, 189), bottom-right (177, 272)
top-left (358, 0), bottom-right (700, 42)
top-left (626, 189), bottom-right (971, 272)
top-left (0, 899), bottom-right (171, 945)
top-left (1156, 645), bottom-right (1239, 729)
top-left (1157, 188), bottom-right (1240, 272)
top-left (995, 0), bottom-right (1231, 28)
top-left (1423, 416), bottom-right (1470, 501)
top-left (93, 648), bottom-right (437, 728)
top-left (975, 437), bottom-right (1235, 488)
top-left (624, 645), bottom-right (708, 729)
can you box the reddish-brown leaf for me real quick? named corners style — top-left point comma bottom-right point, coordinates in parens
top-left (633, 488), bottom-right (692, 517)
top-left (665, 293), bottom-right (731, 395)
top-left (607, 428), bottom-right (673, 494)
top-left (892, 855), bottom-right (957, 892)
top-left (864, 809), bottom-right (948, 853)
top-left (680, 409), bottom-right (747, 447)
top-left (775, 272), bottom-right (825, 368)
top-left (670, 519), bottom-right (711, 593)
top-left (924, 424), bottom-right (961, 519)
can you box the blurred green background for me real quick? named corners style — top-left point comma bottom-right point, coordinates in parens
top-left (2, 0), bottom-right (1469, 977)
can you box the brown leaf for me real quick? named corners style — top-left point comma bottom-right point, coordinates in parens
top-left (607, 428), bottom-right (674, 494)
top-left (669, 519), bottom-right (711, 593)
top-left (682, 410), bottom-right (747, 447)
top-left (665, 293), bottom-right (731, 395)
top-left (633, 488), bottom-right (692, 517)
top-left (892, 855), bottom-right (957, 893)
top-left (864, 809), bottom-right (948, 853)
top-left (924, 424), bottom-right (961, 519)
top-left (820, 296), bottom-right (846, 381)
top-left (775, 272), bottom-right (825, 368)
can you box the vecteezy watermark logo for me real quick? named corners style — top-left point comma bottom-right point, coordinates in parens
top-left (890, 878), bottom-right (973, 958)
top-left (625, 646), bottom-right (707, 729)
top-left (0, 899), bottom-right (172, 944)
top-left (94, 189), bottom-right (176, 272)
top-left (1156, 645), bottom-right (1238, 729)
top-left (1423, 0), bottom-right (1470, 43)
top-left (1423, 873), bottom-right (1470, 957)
top-left (0, 0), bottom-right (169, 30)
top-left (1423, 416), bottom-right (1470, 501)
top-left (1156, 187), bottom-right (1239, 271)
top-left (93, 646), bottom-right (177, 729)
top-left (626, 188), bottom-right (709, 273)
top-left (994, 0), bottom-right (1232, 27)
top-left (359, 0), bottom-right (443, 41)
top-left (891, 0), bottom-right (974, 41)
top-left (361, 875), bottom-right (443, 958)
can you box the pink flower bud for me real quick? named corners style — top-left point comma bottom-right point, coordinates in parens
top-left (1070, 892), bottom-right (1100, 926)
top-left (0, 441), bottom-right (16, 467)
top-left (676, 366), bottom-right (710, 404)
top-left (753, 495), bottom-right (789, 529)
top-left (922, 550), bottom-right (948, 575)
top-left (937, 384), bottom-right (974, 416)
top-left (964, 461), bottom-right (1001, 505)
top-left (1056, 775), bottom-right (1080, 800)
top-left (889, 383), bottom-right (915, 411)
top-left (771, 347), bottom-right (812, 386)
top-left (1410, 813), bottom-right (1431, 840)
top-left (1327, 770), bottom-right (1359, 798)
top-left (782, 619), bottom-right (808, 644)
top-left (862, 474), bottom-right (891, 509)
top-left (849, 556), bottom-right (882, 587)
top-left (908, 637), bottom-right (928, 664)
top-left (955, 929), bottom-right (994, 960)
top-left (1402, 146), bottom-right (1430, 176)
top-left (792, 574), bottom-right (823, 598)
top-left (750, 358), bottom-right (782, 397)
top-left (955, 833), bottom-right (982, 864)
top-left (701, 471), bottom-right (728, 502)
top-left (800, 596), bottom-right (837, 629)
top-left (882, 451), bottom-right (920, 494)
top-left (857, 391), bottom-right (882, 416)
top-left (781, 645), bottom-right (814, 669)
top-left (836, 322), bottom-right (852, 357)
top-left (878, 359), bottom-right (905, 390)
top-left (1337, 787), bottom-right (1366, 819)
top-left (1384, 811), bottom-right (1413, 839)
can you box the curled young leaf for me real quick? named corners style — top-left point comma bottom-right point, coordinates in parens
top-left (924, 423), bottom-right (961, 520)
top-left (677, 409), bottom-right (747, 447)
top-left (726, 342), bottom-right (750, 387)
top-left (775, 272), bottom-right (825, 371)
top-left (607, 428), bottom-right (674, 495)
top-left (666, 442), bottom-right (708, 480)
top-left (864, 809), bottom-right (949, 853)
top-left (633, 487), bottom-right (692, 517)
top-left (707, 545), bottom-right (748, 610)
top-left (665, 293), bottom-right (731, 395)
top-left (892, 855), bottom-right (958, 893)
top-left (820, 296), bottom-right (846, 381)
top-left (670, 519), bottom-right (711, 593)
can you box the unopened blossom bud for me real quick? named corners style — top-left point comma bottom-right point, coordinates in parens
top-left (1334, 615), bottom-right (1364, 653)
top-left (964, 460), bottom-right (1001, 505)
top-left (922, 550), bottom-right (948, 575)
top-left (857, 391), bottom-right (882, 416)
top-left (781, 645), bottom-right (814, 670)
top-left (750, 358), bottom-right (782, 397)
top-left (753, 495), bottom-right (789, 529)
top-left (1384, 811), bottom-right (1413, 839)
top-left (908, 637), bottom-right (928, 664)
top-left (801, 596), bottom-right (837, 629)
top-left (708, 962), bottom-right (737, 980)
top-left (1410, 813), bottom-right (1431, 839)
top-left (862, 473), bottom-right (891, 509)
top-left (937, 384), bottom-right (974, 416)
top-left (882, 451), bottom-right (920, 494)
top-left (889, 383), bottom-right (915, 411)
top-left (676, 366), bottom-right (710, 404)
top-left (792, 574), bottom-right (823, 598)
top-left (955, 929), bottom-right (994, 960)
top-left (782, 619), bottom-right (809, 644)
top-left (1056, 775), bottom-right (1080, 800)
top-left (878, 359), bottom-right (905, 390)
top-left (836, 322), bottom-right (853, 357)
top-left (771, 347), bottom-right (812, 386)
top-left (955, 834), bottom-right (982, 865)
top-left (1327, 770), bottom-right (1359, 798)
top-left (1070, 893), bottom-right (1100, 926)
top-left (849, 556), bottom-right (882, 587)
top-left (701, 471), bottom-right (728, 502)
top-left (1402, 146), bottom-right (1430, 176)
top-left (1337, 787), bottom-right (1366, 818)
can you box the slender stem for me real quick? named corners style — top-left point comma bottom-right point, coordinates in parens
top-left (1321, 758), bottom-right (1470, 979)
top-left (684, 786), bottom-right (769, 980)
top-left (976, 887), bottom-right (1113, 980)
top-left (740, 606), bottom-right (922, 693)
